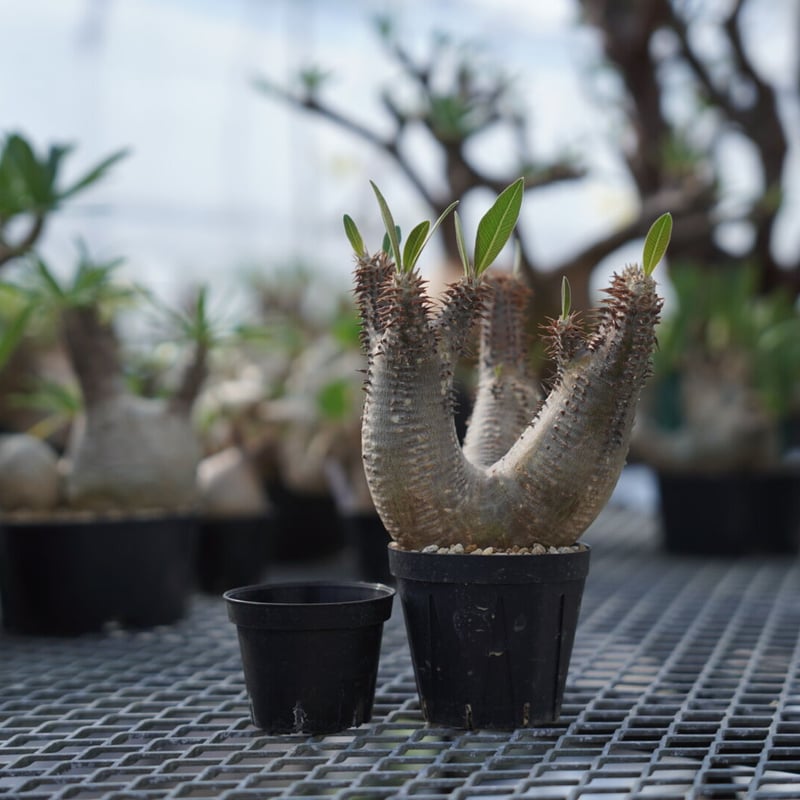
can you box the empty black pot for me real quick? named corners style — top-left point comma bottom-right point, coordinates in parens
top-left (0, 514), bottom-right (197, 635)
top-left (224, 581), bottom-right (395, 734)
top-left (389, 545), bottom-right (590, 730)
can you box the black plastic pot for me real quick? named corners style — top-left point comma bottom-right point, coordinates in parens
top-left (343, 513), bottom-right (392, 584)
top-left (266, 480), bottom-right (346, 562)
top-left (389, 546), bottom-right (590, 730)
top-left (658, 470), bottom-right (800, 555)
top-left (196, 513), bottom-right (272, 594)
top-left (224, 581), bottom-right (395, 734)
top-left (0, 514), bottom-right (197, 635)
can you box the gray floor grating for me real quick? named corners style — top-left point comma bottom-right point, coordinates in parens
top-left (2, 507), bottom-right (799, 799)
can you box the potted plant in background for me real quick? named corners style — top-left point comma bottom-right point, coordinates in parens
top-left (0, 131), bottom-right (127, 434)
top-left (201, 273), bottom-right (395, 580)
top-left (242, 268), bottom-right (354, 561)
top-left (0, 251), bottom-right (213, 634)
top-left (193, 341), bottom-right (274, 594)
top-left (632, 262), bottom-right (800, 555)
top-left (343, 178), bottom-right (669, 729)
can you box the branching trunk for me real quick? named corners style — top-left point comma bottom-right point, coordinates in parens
top-left (61, 306), bottom-right (202, 513)
top-left (357, 255), bottom-right (662, 550)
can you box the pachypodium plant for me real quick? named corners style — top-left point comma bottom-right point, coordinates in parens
top-left (345, 179), bottom-right (670, 551)
top-left (4, 250), bottom-right (213, 513)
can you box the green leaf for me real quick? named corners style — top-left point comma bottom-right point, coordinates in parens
top-left (298, 65), bottom-right (331, 95)
top-left (316, 377), bottom-right (351, 420)
top-left (381, 226), bottom-right (401, 255)
top-left (402, 220), bottom-right (430, 274)
top-left (473, 177), bottom-right (524, 276)
top-left (33, 256), bottom-right (65, 299)
top-left (44, 143), bottom-right (73, 187)
top-left (5, 134), bottom-right (52, 206)
top-left (343, 214), bottom-right (366, 257)
top-left (642, 212), bottom-right (672, 276)
top-left (371, 182), bottom-right (402, 271)
top-left (402, 200), bottom-right (459, 274)
top-left (0, 299), bottom-right (35, 371)
top-left (453, 210), bottom-right (470, 277)
top-left (56, 148), bottom-right (129, 204)
top-left (561, 276), bottom-right (571, 320)
top-left (424, 200), bottom-right (458, 248)
top-left (512, 239), bottom-right (522, 277)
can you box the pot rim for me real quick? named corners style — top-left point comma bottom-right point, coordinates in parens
top-left (387, 543), bottom-right (591, 584)
top-left (224, 580), bottom-right (396, 630)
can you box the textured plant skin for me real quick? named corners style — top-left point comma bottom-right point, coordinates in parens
top-left (356, 255), bottom-right (662, 550)
top-left (60, 305), bottom-right (206, 513)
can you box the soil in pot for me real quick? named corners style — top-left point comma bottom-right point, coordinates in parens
top-left (196, 513), bottom-right (272, 594)
top-left (224, 581), bottom-right (395, 734)
top-left (0, 513), bottom-right (198, 635)
top-left (389, 545), bottom-right (590, 730)
top-left (658, 470), bottom-right (800, 555)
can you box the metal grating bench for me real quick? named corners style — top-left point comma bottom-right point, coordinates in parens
top-left (2, 507), bottom-right (799, 799)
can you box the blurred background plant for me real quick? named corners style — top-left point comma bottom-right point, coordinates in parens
top-left (0, 246), bottom-right (216, 515)
top-left (633, 262), bottom-right (800, 474)
top-left (0, 132), bottom-right (127, 434)
top-left (256, 1), bottom-right (799, 324)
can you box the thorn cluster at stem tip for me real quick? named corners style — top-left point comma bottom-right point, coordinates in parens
top-left (348, 183), bottom-right (669, 551)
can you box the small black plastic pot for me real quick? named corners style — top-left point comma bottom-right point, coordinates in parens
top-left (0, 514), bottom-right (197, 636)
top-left (196, 513), bottom-right (272, 594)
top-left (658, 470), bottom-right (800, 555)
top-left (389, 545), bottom-right (590, 730)
top-left (224, 581), bottom-right (395, 734)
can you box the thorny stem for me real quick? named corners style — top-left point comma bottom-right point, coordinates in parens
top-left (357, 254), bottom-right (662, 550)
top-left (61, 306), bottom-right (126, 409)
top-left (462, 273), bottom-right (541, 469)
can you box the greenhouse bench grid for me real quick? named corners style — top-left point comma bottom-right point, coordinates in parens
top-left (2, 507), bottom-right (799, 799)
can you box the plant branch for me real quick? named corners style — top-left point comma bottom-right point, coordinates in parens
top-left (0, 214), bottom-right (45, 269)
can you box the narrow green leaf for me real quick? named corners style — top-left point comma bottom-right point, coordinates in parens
top-left (56, 148), bottom-right (130, 204)
top-left (33, 257), bottom-right (65, 299)
top-left (453, 210), bottom-right (471, 277)
top-left (370, 181), bottom-right (402, 272)
top-left (343, 214), bottom-right (366, 257)
top-left (561, 276), bottom-right (571, 320)
top-left (6, 134), bottom-right (51, 205)
top-left (402, 220), bottom-right (430, 273)
top-left (511, 238), bottom-right (522, 277)
top-left (642, 212), bottom-right (673, 276)
top-left (473, 177), bottom-right (524, 276)
top-left (0, 300), bottom-right (35, 371)
top-left (428, 200), bottom-right (459, 242)
top-left (405, 200), bottom-right (459, 273)
top-left (196, 285), bottom-right (208, 324)
top-left (44, 143), bottom-right (73, 186)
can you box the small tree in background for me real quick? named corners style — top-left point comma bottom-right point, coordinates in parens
top-left (256, 3), bottom-right (798, 321)
top-left (580, 0), bottom-right (797, 296)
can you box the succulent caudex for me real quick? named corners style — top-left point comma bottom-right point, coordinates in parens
top-left (350, 181), bottom-right (668, 550)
